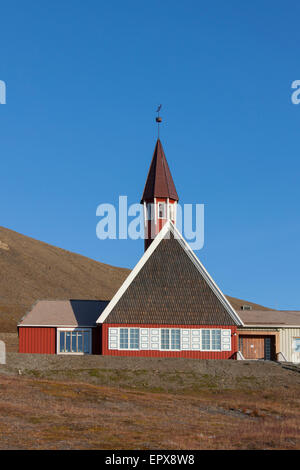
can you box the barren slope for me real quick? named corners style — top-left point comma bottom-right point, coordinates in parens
top-left (0, 226), bottom-right (129, 331)
top-left (0, 355), bottom-right (299, 449)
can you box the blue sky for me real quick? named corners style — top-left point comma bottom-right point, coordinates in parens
top-left (1, 1), bottom-right (300, 309)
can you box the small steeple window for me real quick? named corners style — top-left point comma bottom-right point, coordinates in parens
top-left (169, 204), bottom-right (175, 221)
top-left (158, 202), bottom-right (166, 219)
top-left (147, 204), bottom-right (153, 220)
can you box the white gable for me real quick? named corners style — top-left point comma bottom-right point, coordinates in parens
top-left (96, 221), bottom-right (244, 326)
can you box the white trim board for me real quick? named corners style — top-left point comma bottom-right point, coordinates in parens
top-left (96, 221), bottom-right (244, 326)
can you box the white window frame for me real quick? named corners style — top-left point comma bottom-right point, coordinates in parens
top-left (201, 329), bottom-right (222, 352)
top-left (190, 329), bottom-right (201, 350)
top-left (107, 327), bottom-right (228, 352)
top-left (157, 202), bottom-right (167, 219)
top-left (159, 328), bottom-right (181, 351)
top-left (140, 328), bottom-right (150, 350)
top-left (119, 327), bottom-right (140, 351)
top-left (57, 327), bottom-right (92, 355)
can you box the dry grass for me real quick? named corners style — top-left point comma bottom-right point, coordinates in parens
top-left (0, 365), bottom-right (299, 449)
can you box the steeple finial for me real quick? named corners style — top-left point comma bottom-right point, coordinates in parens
top-left (156, 104), bottom-right (162, 138)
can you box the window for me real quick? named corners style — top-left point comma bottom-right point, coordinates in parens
top-left (130, 328), bottom-right (140, 349)
top-left (241, 305), bottom-right (252, 311)
top-left (201, 330), bottom-right (211, 350)
top-left (169, 204), bottom-right (175, 221)
top-left (201, 329), bottom-right (221, 351)
top-left (293, 338), bottom-right (300, 352)
top-left (211, 330), bottom-right (221, 350)
top-left (171, 329), bottom-right (181, 349)
top-left (108, 328), bottom-right (226, 352)
top-left (120, 328), bottom-right (140, 350)
top-left (158, 202), bottom-right (166, 219)
top-left (146, 204), bottom-right (153, 220)
top-left (161, 329), bottom-right (181, 350)
top-left (161, 329), bottom-right (170, 349)
top-left (59, 329), bottom-right (91, 354)
top-left (120, 328), bottom-right (129, 349)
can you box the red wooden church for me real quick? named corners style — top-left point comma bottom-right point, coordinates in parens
top-left (18, 135), bottom-right (244, 357)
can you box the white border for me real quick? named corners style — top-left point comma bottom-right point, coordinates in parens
top-left (108, 327), bottom-right (229, 352)
top-left (97, 221), bottom-right (244, 326)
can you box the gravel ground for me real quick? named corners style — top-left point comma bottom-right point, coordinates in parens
top-left (0, 333), bottom-right (299, 391)
top-left (0, 333), bottom-right (18, 352)
top-left (0, 351), bottom-right (299, 392)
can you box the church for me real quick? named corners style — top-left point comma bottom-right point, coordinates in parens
top-left (18, 129), bottom-right (300, 362)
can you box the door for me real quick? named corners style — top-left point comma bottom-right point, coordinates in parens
top-left (240, 335), bottom-right (275, 360)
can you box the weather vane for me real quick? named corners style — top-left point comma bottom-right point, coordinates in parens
top-left (156, 104), bottom-right (162, 138)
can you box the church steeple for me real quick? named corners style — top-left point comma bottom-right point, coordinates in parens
top-left (141, 138), bottom-right (179, 251)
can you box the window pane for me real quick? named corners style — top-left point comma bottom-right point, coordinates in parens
top-left (147, 204), bottom-right (153, 220)
top-left (202, 330), bottom-right (211, 350)
top-left (158, 203), bottom-right (166, 219)
top-left (130, 328), bottom-right (139, 349)
top-left (77, 331), bottom-right (83, 352)
top-left (161, 329), bottom-right (170, 350)
top-left (211, 330), bottom-right (221, 350)
top-left (120, 328), bottom-right (129, 349)
top-left (72, 332), bottom-right (77, 353)
top-left (83, 331), bottom-right (90, 353)
top-left (293, 338), bottom-right (300, 352)
top-left (60, 331), bottom-right (65, 353)
top-left (169, 204), bottom-right (174, 220)
top-left (171, 329), bottom-right (181, 350)
top-left (65, 332), bottom-right (71, 352)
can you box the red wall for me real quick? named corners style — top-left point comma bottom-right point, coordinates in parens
top-left (19, 327), bottom-right (56, 354)
top-left (102, 324), bottom-right (238, 359)
top-left (18, 324), bottom-right (237, 358)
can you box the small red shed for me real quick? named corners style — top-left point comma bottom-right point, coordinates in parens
top-left (18, 300), bottom-right (108, 354)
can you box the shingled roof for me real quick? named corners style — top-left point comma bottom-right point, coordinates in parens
top-left (97, 222), bottom-right (243, 326)
top-left (141, 139), bottom-right (179, 203)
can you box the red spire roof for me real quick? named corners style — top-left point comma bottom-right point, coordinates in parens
top-left (141, 139), bottom-right (179, 203)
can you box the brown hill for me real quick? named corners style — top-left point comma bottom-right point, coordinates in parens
top-left (0, 226), bottom-right (270, 332)
top-left (0, 226), bottom-right (129, 331)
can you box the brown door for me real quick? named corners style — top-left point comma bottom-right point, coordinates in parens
top-left (239, 335), bottom-right (275, 360)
